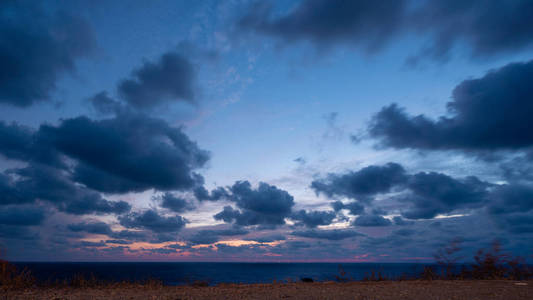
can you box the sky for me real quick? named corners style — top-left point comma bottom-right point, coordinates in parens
top-left (1, 0), bottom-right (533, 262)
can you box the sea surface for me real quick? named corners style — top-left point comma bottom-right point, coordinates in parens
top-left (14, 262), bottom-right (437, 285)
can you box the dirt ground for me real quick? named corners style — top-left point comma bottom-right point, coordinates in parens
top-left (2, 280), bottom-right (532, 300)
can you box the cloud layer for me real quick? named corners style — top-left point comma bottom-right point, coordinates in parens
top-left (0, 2), bottom-right (95, 107)
top-left (239, 0), bottom-right (533, 62)
top-left (370, 60), bottom-right (533, 152)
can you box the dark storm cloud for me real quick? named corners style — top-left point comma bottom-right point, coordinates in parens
top-left (187, 233), bottom-right (218, 245)
top-left (187, 228), bottom-right (249, 245)
top-left (61, 194), bottom-right (131, 215)
top-left (239, 1), bottom-right (533, 61)
top-left (0, 172), bottom-right (22, 205)
top-left (1, 110), bottom-right (209, 195)
top-left (214, 181), bottom-right (295, 226)
top-left (6, 164), bottom-right (131, 215)
top-left (331, 200), bottom-right (364, 215)
top-left (0, 205), bottom-right (45, 226)
top-left (41, 112), bottom-right (209, 194)
top-left (119, 210), bottom-right (187, 233)
top-left (158, 192), bottom-right (194, 213)
top-left (118, 51), bottom-right (196, 109)
top-left (193, 186), bottom-right (229, 201)
top-left (352, 214), bottom-right (391, 227)
top-left (370, 60), bottom-right (533, 152)
top-left (0, 121), bottom-right (63, 167)
top-left (87, 92), bottom-right (123, 115)
top-left (393, 216), bottom-right (414, 226)
top-left (331, 200), bottom-right (344, 212)
top-left (311, 162), bottom-right (407, 202)
top-left (67, 221), bottom-right (112, 235)
top-left (291, 209), bottom-right (336, 228)
top-left (400, 172), bottom-right (490, 220)
top-left (150, 233), bottom-right (182, 243)
top-left (109, 230), bottom-right (149, 242)
top-left (488, 184), bottom-right (533, 215)
top-left (499, 156), bottom-right (533, 184)
top-left (239, 0), bottom-right (407, 53)
top-left (407, 0), bottom-right (533, 62)
top-left (77, 241), bottom-right (106, 248)
top-left (500, 213), bottom-right (533, 234)
top-left (0, 225), bottom-right (39, 241)
top-left (213, 206), bottom-right (239, 223)
top-left (284, 241), bottom-right (311, 249)
top-left (0, 1), bottom-right (95, 107)
top-left (393, 228), bottom-right (416, 237)
top-left (0, 121), bottom-right (33, 161)
top-left (291, 229), bottom-right (363, 240)
top-left (314, 163), bottom-right (492, 220)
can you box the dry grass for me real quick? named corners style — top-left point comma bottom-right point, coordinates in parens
top-left (3, 280), bottom-right (532, 300)
top-left (0, 259), bottom-right (34, 290)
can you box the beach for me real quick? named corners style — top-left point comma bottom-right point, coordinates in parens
top-left (3, 280), bottom-right (532, 300)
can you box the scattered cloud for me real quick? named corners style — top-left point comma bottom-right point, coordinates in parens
top-left (0, 2), bottom-right (95, 107)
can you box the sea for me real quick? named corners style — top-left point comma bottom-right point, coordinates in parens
top-left (13, 262), bottom-right (438, 285)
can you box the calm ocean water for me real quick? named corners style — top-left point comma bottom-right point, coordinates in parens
top-left (14, 262), bottom-right (437, 285)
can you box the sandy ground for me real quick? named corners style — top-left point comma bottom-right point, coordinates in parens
top-left (2, 280), bottom-right (532, 300)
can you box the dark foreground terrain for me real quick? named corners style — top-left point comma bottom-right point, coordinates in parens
top-left (3, 280), bottom-right (532, 300)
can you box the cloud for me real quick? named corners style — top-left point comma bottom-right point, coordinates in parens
top-left (400, 172), bottom-right (490, 219)
top-left (6, 164), bottom-right (131, 215)
top-left (294, 157), bottom-right (306, 165)
top-left (0, 121), bottom-right (34, 161)
top-left (1, 110), bottom-right (210, 195)
top-left (352, 214), bottom-right (391, 227)
top-left (238, 0), bottom-right (407, 53)
top-left (331, 200), bottom-right (364, 215)
top-left (187, 228), bottom-right (249, 245)
top-left (67, 221), bottom-right (113, 235)
top-left (0, 205), bottom-right (46, 226)
top-left (311, 162), bottom-right (407, 202)
top-left (157, 192), bottom-right (194, 213)
top-left (118, 51), bottom-right (196, 109)
top-left (0, 225), bottom-right (39, 241)
top-left (0, 2), bottom-right (95, 107)
top-left (239, 1), bottom-right (533, 62)
top-left (0, 121), bottom-right (63, 167)
top-left (393, 228), bottom-right (416, 237)
top-left (77, 241), bottom-right (107, 248)
top-left (488, 184), bottom-right (533, 215)
top-left (407, 0), bottom-right (533, 62)
top-left (369, 60), bottom-right (533, 152)
top-left (314, 163), bottom-right (492, 220)
top-left (244, 234), bottom-right (286, 243)
top-left (291, 229), bottom-right (363, 240)
top-left (291, 209), bottom-right (336, 228)
top-left (393, 216), bottom-right (414, 226)
top-left (119, 210), bottom-right (187, 233)
top-left (193, 186), bottom-right (229, 201)
top-left (40, 112), bottom-right (210, 194)
top-left (213, 206), bottom-right (240, 223)
top-left (0, 172), bottom-right (22, 205)
top-left (104, 239), bottom-right (132, 245)
top-left (109, 230), bottom-right (149, 242)
top-left (87, 92), bottom-right (123, 115)
top-left (500, 213), bottom-right (533, 233)
top-left (214, 181), bottom-right (295, 226)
